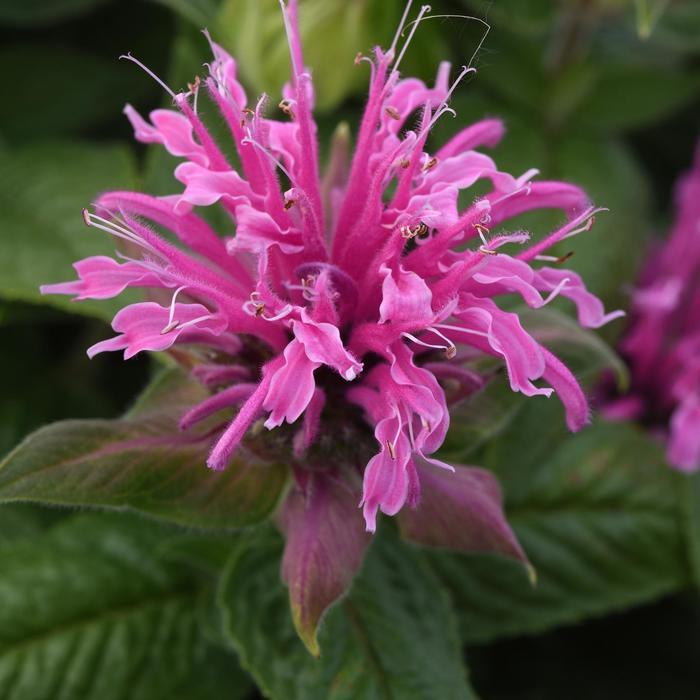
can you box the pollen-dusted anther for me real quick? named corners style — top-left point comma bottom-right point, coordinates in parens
top-left (187, 75), bottom-right (201, 94)
top-left (246, 291), bottom-right (266, 317)
top-left (354, 51), bottom-right (364, 65)
top-left (475, 221), bottom-right (498, 255)
top-left (399, 158), bottom-right (411, 169)
top-left (279, 99), bottom-right (295, 118)
top-left (555, 251), bottom-right (574, 264)
top-left (386, 440), bottom-right (396, 460)
top-left (160, 320), bottom-right (180, 335)
top-left (284, 198), bottom-right (297, 210)
top-left (81, 208), bottom-right (91, 226)
top-left (400, 222), bottom-right (429, 239)
top-left (385, 106), bottom-right (401, 121)
top-left (422, 157), bottom-right (438, 172)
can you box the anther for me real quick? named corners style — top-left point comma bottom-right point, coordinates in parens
top-left (555, 251), bottom-right (574, 264)
top-left (385, 106), bottom-right (401, 120)
top-left (399, 158), bottom-right (411, 169)
top-left (354, 51), bottom-right (364, 65)
top-left (160, 320), bottom-right (180, 335)
top-left (284, 198), bottom-right (297, 211)
top-left (422, 157), bottom-right (438, 172)
top-left (400, 222), bottom-right (428, 239)
top-left (479, 246), bottom-right (498, 256)
top-left (386, 440), bottom-right (397, 460)
top-left (279, 99), bottom-right (295, 118)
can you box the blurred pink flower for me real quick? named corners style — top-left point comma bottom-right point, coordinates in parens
top-left (605, 143), bottom-right (700, 472)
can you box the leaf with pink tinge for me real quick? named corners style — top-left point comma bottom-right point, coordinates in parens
top-left (279, 471), bottom-right (370, 656)
top-left (0, 368), bottom-right (288, 529)
top-left (399, 460), bottom-right (533, 580)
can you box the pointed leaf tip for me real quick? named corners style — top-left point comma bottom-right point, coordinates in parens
top-left (399, 460), bottom-right (529, 567)
top-left (280, 471), bottom-right (370, 655)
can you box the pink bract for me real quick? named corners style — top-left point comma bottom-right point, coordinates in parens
top-left (42, 2), bottom-right (621, 533)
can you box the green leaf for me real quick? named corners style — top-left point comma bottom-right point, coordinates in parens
top-left (679, 471), bottom-right (700, 588)
top-left (0, 503), bottom-right (63, 543)
top-left (0, 142), bottom-right (138, 321)
top-left (570, 63), bottom-right (700, 132)
top-left (0, 45), bottom-right (151, 141)
top-left (0, 368), bottom-right (288, 530)
top-left (0, 0), bottom-right (112, 26)
top-left (429, 401), bottom-right (690, 645)
top-left (0, 511), bottom-right (250, 700)
top-left (219, 528), bottom-right (476, 699)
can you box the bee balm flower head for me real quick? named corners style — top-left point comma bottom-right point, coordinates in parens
top-left (42, 0), bottom-right (622, 654)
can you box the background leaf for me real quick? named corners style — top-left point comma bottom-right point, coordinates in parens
top-left (0, 0), bottom-right (113, 26)
top-left (0, 510), bottom-right (251, 700)
top-left (0, 368), bottom-right (288, 529)
top-left (431, 401), bottom-right (691, 644)
top-left (219, 528), bottom-right (476, 700)
top-left (0, 45), bottom-right (152, 141)
top-left (0, 142), bottom-right (138, 321)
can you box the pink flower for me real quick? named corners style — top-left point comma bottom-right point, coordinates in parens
top-left (605, 142), bottom-right (700, 472)
top-left (41, 1), bottom-right (620, 653)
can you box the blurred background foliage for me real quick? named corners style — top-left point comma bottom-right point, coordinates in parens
top-left (1, 0), bottom-right (700, 698)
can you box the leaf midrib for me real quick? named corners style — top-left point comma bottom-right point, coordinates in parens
top-left (0, 585), bottom-right (198, 659)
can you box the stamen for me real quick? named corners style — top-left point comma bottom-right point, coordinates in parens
top-left (393, 4), bottom-right (432, 75)
top-left (402, 330), bottom-right (454, 357)
top-left (262, 304), bottom-right (294, 322)
top-left (541, 277), bottom-right (570, 306)
top-left (385, 106), bottom-right (401, 120)
top-left (389, 0), bottom-right (415, 57)
top-left (283, 198), bottom-right (297, 210)
top-left (242, 128), bottom-right (295, 183)
top-left (243, 291), bottom-right (266, 317)
top-left (475, 223), bottom-right (498, 255)
top-left (386, 440), bottom-right (397, 460)
top-left (421, 156), bottom-right (438, 172)
top-left (561, 215), bottom-right (597, 240)
top-left (400, 222), bottom-right (429, 239)
top-left (278, 0), bottom-right (302, 81)
top-left (424, 65), bottom-right (473, 133)
top-left (433, 322), bottom-right (502, 351)
top-left (399, 158), bottom-right (411, 169)
top-left (82, 209), bottom-right (161, 258)
top-left (426, 327), bottom-right (457, 359)
top-left (119, 53), bottom-right (177, 100)
top-left (161, 285), bottom-right (188, 334)
top-left (400, 14), bottom-right (490, 69)
top-left (187, 75), bottom-right (201, 114)
top-left (177, 313), bottom-right (215, 331)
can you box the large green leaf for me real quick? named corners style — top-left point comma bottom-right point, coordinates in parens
top-left (429, 400), bottom-right (691, 644)
top-left (219, 529), bottom-right (476, 700)
top-left (0, 142), bottom-right (138, 321)
top-left (0, 368), bottom-right (288, 529)
top-left (0, 510), bottom-right (250, 700)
